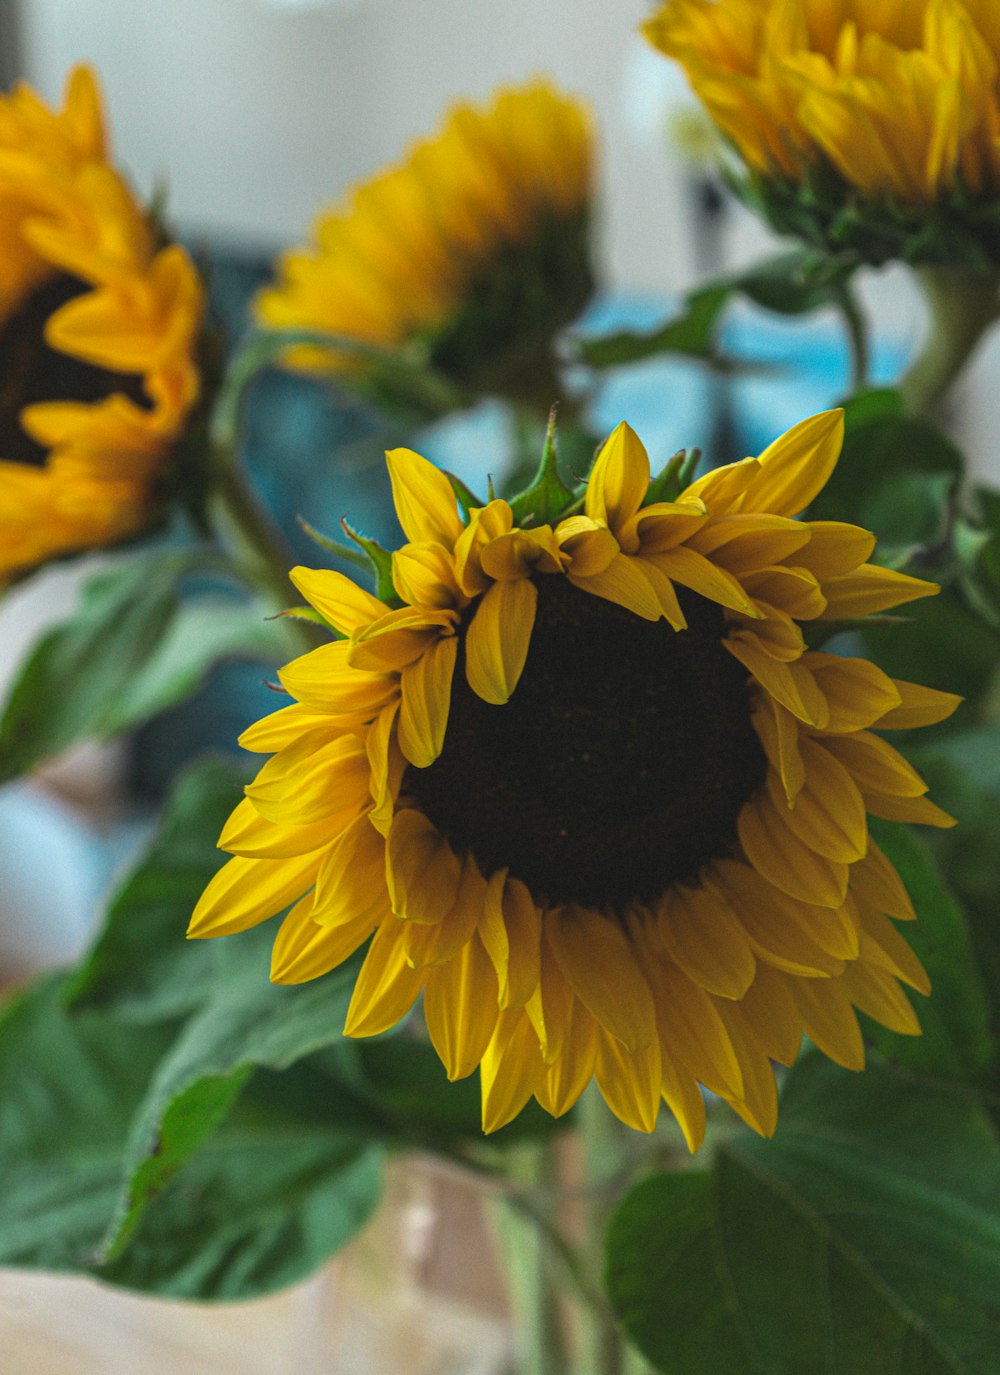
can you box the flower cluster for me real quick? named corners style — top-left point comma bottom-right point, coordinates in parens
top-left (255, 81), bottom-right (595, 405)
top-left (191, 412), bottom-right (958, 1144)
top-left (645, 0), bottom-right (1000, 264)
top-left (0, 66), bottom-right (204, 581)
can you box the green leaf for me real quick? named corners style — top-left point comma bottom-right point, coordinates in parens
top-left (98, 924), bottom-right (365, 1262)
top-left (0, 975), bottom-right (179, 1274)
top-left (577, 282), bottom-right (731, 368)
top-left (607, 1057), bottom-right (1000, 1374)
top-left (68, 756), bottom-right (246, 1021)
top-left (0, 551), bottom-right (287, 783)
top-left (864, 821), bottom-right (994, 1082)
top-left (99, 1106), bottom-right (383, 1300)
top-left (577, 250), bottom-right (856, 369)
top-left (0, 972), bottom-right (383, 1300)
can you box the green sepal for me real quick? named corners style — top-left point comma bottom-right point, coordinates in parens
top-left (508, 407), bottom-right (576, 527)
top-left (341, 519), bottom-right (400, 606)
top-left (740, 160), bottom-right (1000, 269)
top-left (297, 516), bottom-right (373, 574)
top-left (447, 471), bottom-right (488, 520)
top-left (270, 605), bottom-right (333, 630)
top-left (646, 448), bottom-right (701, 505)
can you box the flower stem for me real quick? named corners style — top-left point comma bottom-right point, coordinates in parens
top-left (898, 266), bottom-right (1000, 418)
top-left (488, 1141), bottom-right (570, 1375)
top-left (209, 441), bottom-right (300, 613)
top-left (577, 1089), bottom-right (650, 1375)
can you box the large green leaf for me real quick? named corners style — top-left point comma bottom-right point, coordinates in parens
top-left (68, 756), bottom-right (245, 1021)
top-left (607, 1057), bottom-right (1000, 1375)
top-left (0, 550), bottom-right (290, 783)
top-left (0, 972), bottom-right (382, 1300)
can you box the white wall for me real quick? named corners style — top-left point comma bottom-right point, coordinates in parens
top-left (19, 0), bottom-right (697, 294)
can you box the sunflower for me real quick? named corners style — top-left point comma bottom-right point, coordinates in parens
top-left (255, 81), bottom-right (595, 406)
top-left (0, 65), bottom-right (204, 582)
top-left (190, 410), bottom-right (960, 1145)
top-left (643, 0), bottom-right (1000, 264)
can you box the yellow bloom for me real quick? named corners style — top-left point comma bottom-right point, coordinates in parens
top-left (256, 82), bottom-right (594, 402)
top-left (0, 66), bottom-right (204, 582)
top-left (644, 0), bottom-right (1000, 259)
top-left (190, 412), bottom-right (959, 1145)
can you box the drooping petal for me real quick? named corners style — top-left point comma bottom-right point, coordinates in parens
top-left (465, 577), bottom-right (538, 704)
top-left (547, 905), bottom-right (656, 1052)
top-left (386, 809), bottom-right (463, 923)
top-left (398, 633), bottom-right (458, 767)
top-left (270, 891), bottom-right (378, 985)
top-left (344, 917), bottom-right (427, 1036)
top-left (425, 933), bottom-right (500, 1079)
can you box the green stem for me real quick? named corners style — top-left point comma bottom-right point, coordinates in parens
top-left (898, 266), bottom-right (1000, 418)
top-left (488, 1141), bottom-right (570, 1375)
top-left (836, 284), bottom-right (870, 393)
top-left (578, 1089), bottom-right (650, 1375)
top-left (209, 443), bottom-right (301, 614)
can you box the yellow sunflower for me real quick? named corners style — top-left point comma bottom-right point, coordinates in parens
top-left (0, 65), bottom-right (204, 582)
top-left (255, 81), bottom-right (594, 404)
top-left (643, 0), bottom-right (1000, 262)
top-left (190, 410), bottom-right (960, 1146)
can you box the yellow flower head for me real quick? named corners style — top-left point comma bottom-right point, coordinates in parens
top-left (190, 411), bottom-right (959, 1145)
top-left (0, 66), bottom-right (204, 582)
top-left (256, 81), bottom-right (595, 404)
top-left (644, 0), bottom-right (1000, 263)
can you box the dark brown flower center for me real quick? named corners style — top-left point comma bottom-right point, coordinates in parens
top-left (0, 274), bottom-right (150, 467)
top-left (405, 573), bottom-right (767, 910)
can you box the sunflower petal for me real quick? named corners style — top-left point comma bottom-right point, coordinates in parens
top-left (465, 577), bottom-right (537, 704)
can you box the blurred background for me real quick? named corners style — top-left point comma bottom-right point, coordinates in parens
top-left (0, 2), bottom-right (993, 1369)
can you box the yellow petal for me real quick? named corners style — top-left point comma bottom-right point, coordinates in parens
top-left (819, 564), bottom-right (940, 618)
top-left (386, 447), bottom-right (465, 549)
top-left (386, 808), bottom-right (463, 923)
top-left (877, 679), bottom-right (962, 730)
top-left (398, 633), bottom-right (458, 767)
top-left (806, 652), bottom-right (901, 732)
top-left (798, 521), bottom-right (875, 578)
top-left (726, 635), bottom-right (830, 728)
top-left (788, 976), bottom-right (865, 1071)
top-left (311, 812), bottom-right (391, 928)
top-left (270, 891), bottom-right (377, 984)
top-left (740, 410), bottom-right (844, 518)
top-left (344, 917), bottom-right (426, 1036)
top-left (570, 552), bottom-right (662, 621)
top-left (278, 641), bottom-right (398, 717)
top-left (481, 1008), bottom-right (547, 1133)
top-left (737, 791), bottom-right (850, 909)
top-left (656, 886), bottom-right (756, 1000)
top-left (822, 731), bottom-right (928, 797)
top-left (424, 933), bottom-right (500, 1079)
top-left (653, 544), bottom-right (757, 615)
top-left (465, 577), bottom-right (537, 704)
top-left (768, 736), bottom-right (868, 864)
top-left (289, 566), bottom-right (386, 635)
top-left (547, 905), bottom-right (656, 1052)
top-left (849, 839), bottom-right (916, 921)
top-left (594, 1030), bottom-right (662, 1133)
top-left (585, 422), bottom-right (650, 533)
top-left (188, 849), bottom-right (323, 939)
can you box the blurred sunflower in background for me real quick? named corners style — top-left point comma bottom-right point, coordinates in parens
top-left (644, 0), bottom-right (1000, 265)
top-left (256, 81), bottom-right (595, 411)
top-left (190, 410), bottom-right (960, 1146)
top-left (0, 65), bottom-right (204, 584)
